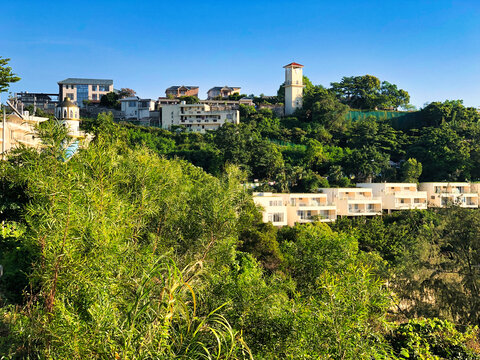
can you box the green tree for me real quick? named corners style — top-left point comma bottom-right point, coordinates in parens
top-left (0, 57), bottom-right (20, 93)
top-left (100, 91), bottom-right (120, 109)
top-left (400, 158), bottom-right (422, 182)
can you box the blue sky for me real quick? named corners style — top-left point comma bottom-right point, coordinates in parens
top-left (2, 0), bottom-right (480, 108)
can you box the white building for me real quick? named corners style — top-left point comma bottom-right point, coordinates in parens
top-left (283, 62), bottom-right (304, 116)
top-left (161, 102), bottom-right (239, 132)
top-left (419, 182), bottom-right (479, 208)
top-left (319, 188), bottom-right (383, 216)
top-left (119, 97), bottom-right (156, 120)
top-left (1, 108), bottom-right (48, 158)
top-left (253, 192), bottom-right (336, 227)
top-left (253, 193), bottom-right (288, 226)
top-left (357, 183), bottom-right (428, 212)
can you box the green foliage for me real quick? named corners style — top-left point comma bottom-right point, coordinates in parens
top-left (388, 318), bottom-right (480, 359)
top-left (178, 95), bottom-right (200, 104)
top-left (401, 158), bottom-right (422, 182)
top-left (331, 74), bottom-right (410, 110)
top-left (420, 100), bottom-right (480, 127)
top-left (100, 91), bottom-right (120, 109)
top-left (0, 57), bottom-right (20, 93)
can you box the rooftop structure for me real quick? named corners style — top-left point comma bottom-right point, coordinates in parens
top-left (165, 86), bottom-right (199, 98)
top-left (13, 92), bottom-right (59, 112)
top-left (58, 78), bottom-right (114, 108)
top-left (207, 86), bottom-right (241, 100)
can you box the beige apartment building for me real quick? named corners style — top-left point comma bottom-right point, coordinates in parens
top-left (419, 182), bottom-right (479, 208)
top-left (319, 188), bottom-right (382, 216)
top-left (161, 102), bottom-right (239, 132)
top-left (253, 192), bottom-right (336, 227)
top-left (58, 78), bottom-right (114, 107)
top-left (252, 193), bottom-right (288, 226)
top-left (1, 110), bottom-right (48, 157)
top-left (357, 183), bottom-right (428, 212)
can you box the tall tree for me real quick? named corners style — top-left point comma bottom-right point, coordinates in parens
top-left (0, 57), bottom-right (20, 93)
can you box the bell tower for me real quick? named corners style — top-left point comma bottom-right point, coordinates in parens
top-left (283, 62), bottom-right (304, 116)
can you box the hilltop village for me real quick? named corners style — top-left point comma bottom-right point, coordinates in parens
top-left (3, 62), bottom-right (480, 227)
top-left (3, 56), bottom-right (480, 357)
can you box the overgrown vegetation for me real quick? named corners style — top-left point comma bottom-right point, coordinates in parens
top-left (2, 61), bottom-right (480, 358)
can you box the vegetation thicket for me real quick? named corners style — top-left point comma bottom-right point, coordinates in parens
top-left (2, 60), bottom-right (480, 358)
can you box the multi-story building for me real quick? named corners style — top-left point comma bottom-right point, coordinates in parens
top-left (357, 183), bottom-right (428, 212)
top-left (0, 105), bottom-right (48, 158)
top-left (165, 86), bottom-right (199, 98)
top-left (13, 92), bottom-right (59, 112)
top-left (157, 97), bottom-right (254, 109)
top-left (58, 78), bottom-right (114, 107)
top-left (161, 102), bottom-right (239, 132)
top-left (252, 192), bottom-right (336, 226)
top-left (252, 193), bottom-right (288, 226)
top-left (284, 62), bottom-right (304, 116)
top-left (207, 86), bottom-right (241, 99)
top-left (286, 194), bottom-right (337, 225)
top-left (419, 182), bottom-right (479, 208)
top-left (119, 97), bottom-right (156, 120)
top-left (319, 188), bottom-right (382, 216)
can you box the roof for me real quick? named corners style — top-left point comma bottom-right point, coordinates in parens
top-left (283, 62), bottom-right (304, 68)
top-left (58, 97), bottom-right (78, 108)
top-left (58, 78), bottom-right (113, 85)
top-left (208, 86), bottom-right (241, 92)
top-left (166, 86), bottom-right (199, 91)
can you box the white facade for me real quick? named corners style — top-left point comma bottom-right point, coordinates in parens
top-left (357, 183), bottom-right (428, 212)
top-left (161, 102), bottom-right (240, 132)
top-left (253, 192), bottom-right (336, 227)
top-left (120, 97), bottom-right (155, 120)
top-left (253, 193), bottom-right (288, 226)
top-left (419, 182), bottom-right (479, 208)
top-left (0, 112), bottom-right (48, 157)
top-left (319, 188), bottom-right (383, 216)
top-left (283, 62), bottom-right (304, 116)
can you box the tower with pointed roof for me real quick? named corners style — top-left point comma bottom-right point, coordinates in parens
top-left (283, 62), bottom-right (304, 116)
top-left (56, 97), bottom-right (81, 137)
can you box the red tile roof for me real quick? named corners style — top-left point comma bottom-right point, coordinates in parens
top-left (283, 62), bottom-right (304, 68)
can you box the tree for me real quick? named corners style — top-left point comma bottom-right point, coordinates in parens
top-left (331, 75), bottom-right (410, 110)
top-left (118, 88), bottom-right (136, 98)
top-left (0, 57), bottom-right (20, 93)
top-left (178, 95), bottom-right (199, 104)
top-left (100, 91), bottom-right (120, 109)
top-left (400, 158), bottom-right (422, 182)
top-left (420, 100), bottom-right (480, 127)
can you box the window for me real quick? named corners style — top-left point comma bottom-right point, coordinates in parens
top-left (92, 94), bottom-right (97, 100)
top-left (269, 200), bottom-right (282, 206)
top-left (92, 85), bottom-right (97, 91)
top-left (67, 93), bottom-right (74, 99)
top-left (128, 101), bottom-right (136, 107)
top-left (76, 84), bottom-right (88, 107)
top-left (99, 85), bottom-right (109, 92)
top-left (274, 213), bottom-right (284, 222)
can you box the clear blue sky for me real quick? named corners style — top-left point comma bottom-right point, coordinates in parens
top-left (2, 0), bottom-right (480, 108)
